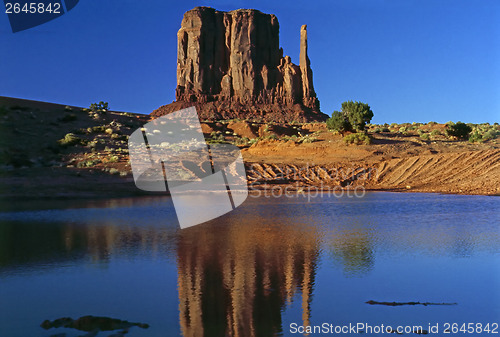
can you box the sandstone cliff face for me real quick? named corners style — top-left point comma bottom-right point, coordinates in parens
top-left (153, 7), bottom-right (327, 123)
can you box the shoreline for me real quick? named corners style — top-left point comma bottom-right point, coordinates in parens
top-left (0, 168), bottom-right (497, 213)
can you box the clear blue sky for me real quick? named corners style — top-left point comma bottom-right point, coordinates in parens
top-left (1, 0), bottom-right (499, 124)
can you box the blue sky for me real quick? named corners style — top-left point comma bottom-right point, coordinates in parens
top-left (0, 0), bottom-right (499, 123)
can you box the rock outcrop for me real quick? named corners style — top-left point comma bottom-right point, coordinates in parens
top-left (152, 7), bottom-right (328, 123)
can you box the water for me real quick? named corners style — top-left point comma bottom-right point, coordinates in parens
top-left (0, 192), bottom-right (498, 336)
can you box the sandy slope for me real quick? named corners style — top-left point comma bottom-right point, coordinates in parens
top-left (1, 96), bottom-right (498, 200)
top-left (242, 134), bottom-right (500, 195)
top-left (372, 150), bottom-right (500, 194)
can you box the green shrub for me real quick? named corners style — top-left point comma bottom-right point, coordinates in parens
top-left (207, 132), bottom-right (226, 144)
top-left (343, 101), bottom-right (374, 131)
top-left (326, 110), bottom-right (350, 134)
top-left (91, 125), bottom-right (107, 133)
top-left (482, 129), bottom-right (498, 141)
top-left (445, 122), bottom-right (472, 140)
top-left (298, 134), bottom-right (317, 143)
top-left (430, 130), bottom-right (441, 136)
top-left (235, 137), bottom-right (250, 146)
top-left (326, 101), bottom-right (373, 133)
top-left (343, 133), bottom-right (371, 145)
top-left (468, 131), bottom-right (483, 143)
top-left (89, 101), bottom-right (109, 114)
top-left (77, 159), bottom-right (101, 168)
top-left (265, 134), bottom-right (278, 140)
top-left (58, 133), bottom-right (85, 147)
top-left (420, 133), bottom-right (430, 140)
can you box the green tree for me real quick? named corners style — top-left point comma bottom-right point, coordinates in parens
top-left (445, 121), bottom-right (472, 140)
top-left (326, 101), bottom-right (373, 134)
top-left (326, 110), bottom-right (350, 135)
top-left (342, 101), bottom-right (373, 131)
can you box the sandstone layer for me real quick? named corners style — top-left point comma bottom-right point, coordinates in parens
top-left (152, 7), bottom-right (328, 122)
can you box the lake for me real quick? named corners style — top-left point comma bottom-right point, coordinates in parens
top-left (0, 192), bottom-right (499, 336)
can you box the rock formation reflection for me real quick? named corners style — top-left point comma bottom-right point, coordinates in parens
top-left (176, 220), bottom-right (320, 337)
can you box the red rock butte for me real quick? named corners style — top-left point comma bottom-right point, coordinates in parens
top-left (152, 7), bottom-right (328, 123)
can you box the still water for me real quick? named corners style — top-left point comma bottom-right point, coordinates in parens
top-left (0, 192), bottom-right (499, 336)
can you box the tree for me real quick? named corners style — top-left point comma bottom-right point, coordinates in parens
top-left (445, 121), bottom-right (472, 140)
top-left (326, 110), bottom-right (350, 135)
top-left (342, 101), bottom-right (373, 131)
top-left (326, 101), bottom-right (373, 134)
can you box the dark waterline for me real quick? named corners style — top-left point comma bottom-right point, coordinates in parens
top-left (0, 192), bottom-right (499, 336)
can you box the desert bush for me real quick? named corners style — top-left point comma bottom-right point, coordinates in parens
top-left (64, 106), bottom-right (73, 112)
top-left (297, 134), bottom-right (318, 143)
top-left (77, 159), bottom-right (101, 168)
top-left (468, 131), bottom-right (483, 143)
top-left (326, 111), bottom-right (351, 134)
top-left (483, 129), bottom-right (498, 141)
top-left (207, 132), bottom-right (226, 144)
top-left (420, 133), bottom-right (430, 140)
top-left (430, 130), bottom-right (441, 136)
top-left (470, 128), bottom-right (499, 143)
top-left (89, 101), bottom-right (109, 114)
top-left (248, 138), bottom-right (260, 146)
top-left (343, 101), bottom-right (374, 131)
top-left (108, 155), bottom-right (119, 163)
top-left (58, 133), bottom-right (85, 147)
top-left (326, 101), bottom-right (373, 133)
top-left (235, 137), bottom-right (250, 146)
top-left (445, 122), bottom-right (472, 140)
top-left (343, 133), bottom-right (371, 145)
top-left (90, 125), bottom-right (107, 133)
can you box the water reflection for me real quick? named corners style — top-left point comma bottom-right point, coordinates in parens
top-left (327, 230), bottom-right (374, 277)
top-left (176, 220), bottom-right (320, 337)
top-left (0, 193), bottom-right (499, 337)
top-left (0, 220), bottom-right (178, 274)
